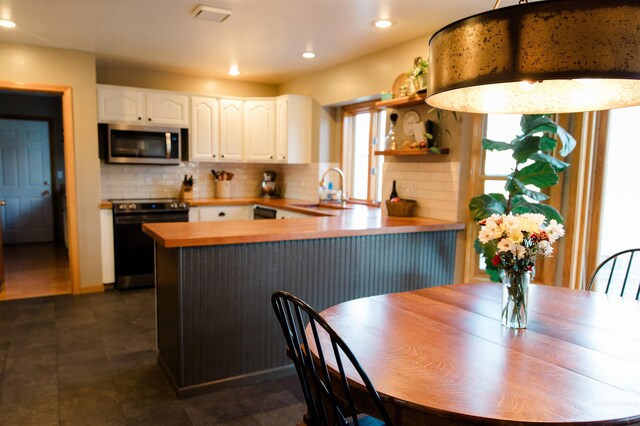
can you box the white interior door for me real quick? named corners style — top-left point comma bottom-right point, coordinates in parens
top-left (0, 119), bottom-right (53, 244)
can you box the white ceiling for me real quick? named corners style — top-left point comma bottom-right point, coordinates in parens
top-left (0, 0), bottom-right (529, 84)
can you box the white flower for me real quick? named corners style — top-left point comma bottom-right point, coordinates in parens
top-left (538, 240), bottom-right (554, 257)
top-left (497, 238), bottom-right (513, 253)
top-left (545, 220), bottom-right (565, 243)
top-left (514, 244), bottom-right (527, 259)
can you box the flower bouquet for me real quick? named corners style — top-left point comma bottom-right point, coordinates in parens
top-left (478, 213), bottom-right (565, 328)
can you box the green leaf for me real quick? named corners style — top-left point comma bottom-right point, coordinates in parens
top-left (517, 162), bottom-right (559, 188)
top-left (482, 138), bottom-right (512, 151)
top-left (506, 177), bottom-right (549, 201)
top-left (469, 193), bottom-right (507, 221)
top-left (538, 135), bottom-right (557, 152)
top-left (486, 265), bottom-right (502, 282)
top-left (521, 115), bottom-right (556, 135)
top-left (511, 201), bottom-right (564, 224)
top-left (556, 126), bottom-right (577, 157)
top-left (512, 135), bottom-right (540, 163)
top-left (529, 152), bottom-right (570, 172)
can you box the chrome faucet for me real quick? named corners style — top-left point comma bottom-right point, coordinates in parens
top-left (319, 167), bottom-right (347, 205)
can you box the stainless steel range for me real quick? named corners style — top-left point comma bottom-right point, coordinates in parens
top-left (111, 198), bottom-right (189, 289)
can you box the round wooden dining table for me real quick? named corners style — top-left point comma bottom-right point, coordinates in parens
top-left (309, 283), bottom-right (640, 425)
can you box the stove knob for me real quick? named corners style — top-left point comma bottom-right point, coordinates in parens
top-left (128, 203), bottom-right (136, 210)
top-left (118, 204), bottom-right (126, 210)
top-left (179, 202), bottom-right (187, 209)
top-left (170, 202), bottom-right (177, 209)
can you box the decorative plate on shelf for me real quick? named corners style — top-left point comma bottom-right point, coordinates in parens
top-left (392, 73), bottom-right (409, 98)
top-left (403, 110), bottom-right (421, 135)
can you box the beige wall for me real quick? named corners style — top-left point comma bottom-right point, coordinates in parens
top-left (279, 35), bottom-right (429, 106)
top-left (96, 62), bottom-right (278, 97)
top-left (0, 42), bottom-right (102, 290)
top-left (279, 35), bottom-right (431, 164)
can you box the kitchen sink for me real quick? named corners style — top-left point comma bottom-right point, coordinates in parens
top-left (293, 202), bottom-right (352, 210)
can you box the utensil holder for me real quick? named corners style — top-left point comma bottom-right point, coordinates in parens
top-left (216, 181), bottom-right (231, 199)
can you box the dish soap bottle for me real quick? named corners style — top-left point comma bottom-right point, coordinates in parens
top-left (385, 113), bottom-right (398, 150)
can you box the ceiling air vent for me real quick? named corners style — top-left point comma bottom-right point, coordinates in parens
top-left (192, 5), bottom-right (232, 23)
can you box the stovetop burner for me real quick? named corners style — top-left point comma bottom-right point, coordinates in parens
top-left (110, 198), bottom-right (189, 214)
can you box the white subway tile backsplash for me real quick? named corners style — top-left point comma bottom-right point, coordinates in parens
top-left (383, 161), bottom-right (461, 221)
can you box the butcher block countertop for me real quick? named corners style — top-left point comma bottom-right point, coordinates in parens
top-left (138, 197), bottom-right (464, 248)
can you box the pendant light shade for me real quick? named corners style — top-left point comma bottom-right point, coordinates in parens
top-left (427, 0), bottom-right (640, 114)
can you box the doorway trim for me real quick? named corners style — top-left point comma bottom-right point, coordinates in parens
top-left (0, 81), bottom-right (80, 295)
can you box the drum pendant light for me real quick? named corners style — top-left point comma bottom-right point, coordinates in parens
top-left (427, 0), bottom-right (640, 114)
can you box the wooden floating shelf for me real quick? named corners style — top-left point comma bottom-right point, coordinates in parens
top-left (375, 92), bottom-right (427, 108)
top-left (374, 148), bottom-right (450, 156)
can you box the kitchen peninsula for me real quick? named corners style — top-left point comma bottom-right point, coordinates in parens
top-left (143, 199), bottom-right (464, 397)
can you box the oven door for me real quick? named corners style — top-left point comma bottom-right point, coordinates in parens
top-left (108, 124), bottom-right (181, 165)
top-left (113, 212), bottom-right (187, 289)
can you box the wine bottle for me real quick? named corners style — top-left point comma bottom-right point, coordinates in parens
top-left (389, 180), bottom-right (398, 200)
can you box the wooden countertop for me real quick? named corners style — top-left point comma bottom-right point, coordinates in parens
top-left (136, 197), bottom-right (464, 248)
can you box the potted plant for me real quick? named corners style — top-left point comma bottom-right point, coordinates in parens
top-left (469, 114), bottom-right (576, 282)
top-left (409, 56), bottom-right (428, 92)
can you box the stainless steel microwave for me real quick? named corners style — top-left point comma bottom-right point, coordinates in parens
top-left (103, 123), bottom-right (182, 165)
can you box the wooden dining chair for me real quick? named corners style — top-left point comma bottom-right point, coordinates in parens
top-left (588, 248), bottom-right (640, 300)
top-left (271, 291), bottom-right (393, 426)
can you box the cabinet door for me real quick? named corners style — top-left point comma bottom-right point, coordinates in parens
top-left (97, 86), bottom-right (145, 123)
top-left (219, 99), bottom-right (244, 162)
top-left (244, 100), bottom-right (276, 163)
top-left (198, 206), bottom-right (252, 221)
top-left (276, 95), bottom-right (312, 164)
top-left (190, 97), bottom-right (219, 161)
top-left (146, 92), bottom-right (189, 126)
top-left (276, 98), bottom-right (288, 162)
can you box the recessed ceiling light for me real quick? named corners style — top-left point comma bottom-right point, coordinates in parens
top-left (228, 66), bottom-right (240, 76)
top-left (0, 20), bottom-right (16, 29)
top-left (374, 19), bottom-right (393, 29)
top-left (302, 52), bottom-right (316, 59)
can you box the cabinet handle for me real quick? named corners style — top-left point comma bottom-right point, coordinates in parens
top-left (218, 212), bottom-right (226, 217)
top-left (221, 155), bottom-right (225, 158)
top-left (281, 155), bottom-right (286, 159)
top-left (270, 156), bottom-right (273, 159)
top-left (138, 117), bottom-right (142, 120)
top-left (212, 154), bottom-right (217, 158)
top-left (148, 118), bottom-right (152, 122)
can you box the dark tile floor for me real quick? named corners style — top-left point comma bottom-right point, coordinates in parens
top-left (0, 288), bottom-right (306, 425)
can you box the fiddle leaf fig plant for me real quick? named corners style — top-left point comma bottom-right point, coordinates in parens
top-left (469, 114), bottom-right (576, 281)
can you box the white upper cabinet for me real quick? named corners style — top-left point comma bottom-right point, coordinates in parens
top-left (145, 92), bottom-right (189, 126)
top-left (219, 98), bottom-right (244, 162)
top-left (190, 96), bottom-right (220, 161)
top-left (97, 85), bottom-right (189, 127)
top-left (244, 100), bottom-right (276, 163)
top-left (276, 95), bottom-right (312, 164)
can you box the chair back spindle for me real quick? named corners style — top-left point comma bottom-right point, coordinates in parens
top-left (272, 291), bottom-right (393, 426)
top-left (588, 248), bottom-right (640, 300)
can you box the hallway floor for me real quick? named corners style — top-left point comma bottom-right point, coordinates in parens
top-left (0, 243), bottom-right (71, 301)
top-left (0, 288), bottom-right (306, 425)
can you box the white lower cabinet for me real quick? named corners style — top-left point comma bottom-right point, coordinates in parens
top-left (190, 206), bottom-right (253, 222)
top-left (100, 209), bottom-right (115, 284)
top-left (275, 209), bottom-right (312, 219)
top-left (189, 205), bottom-right (313, 222)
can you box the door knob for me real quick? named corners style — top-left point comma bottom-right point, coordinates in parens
top-left (42, 190), bottom-right (50, 196)
top-left (44, 180), bottom-right (49, 185)
top-left (0, 200), bottom-right (5, 206)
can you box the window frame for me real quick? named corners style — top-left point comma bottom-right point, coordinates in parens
top-left (341, 101), bottom-right (385, 204)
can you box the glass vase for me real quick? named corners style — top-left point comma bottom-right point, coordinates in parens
top-left (501, 270), bottom-right (530, 329)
